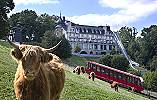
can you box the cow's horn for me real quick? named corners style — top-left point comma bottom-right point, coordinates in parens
top-left (44, 40), bottom-right (62, 53)
top-left (6, 37), bottom-right (19, 49)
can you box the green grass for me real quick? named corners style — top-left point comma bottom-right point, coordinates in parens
top-left (63, 55), bottom-right (99, 67)
top-left (0, 41), bottom-right (151, 100)
top-left (0, 41), bottom-right (16, 100)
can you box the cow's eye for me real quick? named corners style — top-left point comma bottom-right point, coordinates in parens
top-left (21, 48), bottom-right (25, 52)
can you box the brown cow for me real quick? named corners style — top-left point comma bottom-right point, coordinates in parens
top-left (73, 66), bottom-right (85, 75)
top-left (88, 72), bottom-right (95, 81)
top-left (111, 81), bottom-right (118, 92)
top-left (7, 38), bottom-right (65, 100)
top-left (73, 66), bottom-right (81, 75)
top-left (80, 66), bottom-right (85, 74)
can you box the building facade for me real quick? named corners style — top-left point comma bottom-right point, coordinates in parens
top-left (56, 16), bottom-right (118, 55)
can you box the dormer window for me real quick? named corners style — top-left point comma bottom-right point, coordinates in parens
top-left (84, 28), bottom-right (86, 33)
top-left (86, 29), bottom-right (88, 33)
top-left (80, 28), bottom-right (82, 33)
top-left (82, 28), bottom-right (84, 32)
top-left (93, 29), bottom-right (96, 33)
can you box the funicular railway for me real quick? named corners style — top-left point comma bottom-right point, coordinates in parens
top-left (85, 61), bottom-right (144, 91)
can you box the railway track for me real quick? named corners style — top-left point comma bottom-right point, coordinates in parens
top-left (141, 90), bottom-right (157, 99)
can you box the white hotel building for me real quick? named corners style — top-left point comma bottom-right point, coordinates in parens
top-left (56, 16), bottom-right (118, 55)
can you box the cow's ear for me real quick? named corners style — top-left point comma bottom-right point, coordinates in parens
top-left (41, 52), bottom-right (53, 63)
top-left (11, 49), bottom-right (23, 60)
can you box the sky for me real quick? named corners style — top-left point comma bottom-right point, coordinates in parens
top-left (9, 0), bottom-right (157, 35)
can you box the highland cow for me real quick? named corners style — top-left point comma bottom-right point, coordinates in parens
top-left (7, 38), bottom-right (65, 100)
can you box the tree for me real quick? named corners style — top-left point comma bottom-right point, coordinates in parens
top-left (74, 44), bottom-right (81, 53)
top-left (9, 9), bottom-right (38, 42)
top-left (36, 13), bottom-right (57, 42)
top-left (111, 55), bottom-right (129, 71)
top-left (143, 71), bottom-right (157, 92)
top-left (118, 26), bottom-right (135, 49)
top-left (149, 56), bottom-right (157, 71)
top-left (99, 55), bottom-right (113, 67)
top-left (118, 26), bottom-right (141, 63)
top-left (42, 30), bottom-right (72, 59)
top-left (110, 47), bottom-right (117, 55)
top-left (140, 25), bottom-right (157, 66)
top-left (9, 10), bottom-right (58, 42)
top-left (0, 0), bottom-right (15, 38)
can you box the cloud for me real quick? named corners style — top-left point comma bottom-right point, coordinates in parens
top-left (14, 0), bottom-right (60, 5)
top-left (67, 0), bottom-right (157, 31)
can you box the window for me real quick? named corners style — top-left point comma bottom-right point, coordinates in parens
top-left (109, 45), bottom-right (112, 50)
top-left (132, 77), bottom-right (135, 84)
top-left (110, 71), bottom-right (114, 77)
top-left (84, 28), bottom-right (86, 33)
top-left (122, 74), bottom-right (127, 81)
top-left (92, 64), bottom-right (96, 71)
top-left (106, 69), bottom-right (109, 75)
top-left (87, 62), bottom-right (90, 69)
top-left (128, 76), bottom-right (134, 83)
top-left (80, 28), bottom-right (82, 33)
top-left (101, 68), bottom-right (105, 74)
top-left (118, 73), bottom-right (122, 79)
top-left (93, 29), bottom-right (96, 33)
top-left (94, 44), bottom-right (98, 50)
top-left (101, 45), bottom-right (103, 50)
top-left (104, 45), bottom-right (106, 50)
top-left (97, 66), bottom-right (101, 72)
top-left (114, 72), bottom-right (118, 78)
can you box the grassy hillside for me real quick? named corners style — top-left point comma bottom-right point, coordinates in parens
top-left (0, 41), bottom-right (150, 100)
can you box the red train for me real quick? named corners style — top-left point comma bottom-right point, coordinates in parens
top-left (85, 61), bottom-right (144, 91)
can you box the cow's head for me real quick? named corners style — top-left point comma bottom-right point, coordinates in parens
top-left (7, 38), bottom-right (61, 81)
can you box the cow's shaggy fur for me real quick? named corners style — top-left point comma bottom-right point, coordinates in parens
top-left (111, 81), bottom-right (118, 92)
top-left (88, 72), bottom-right (95, 81)
top-left (10, 44), bottom-right (65, 100)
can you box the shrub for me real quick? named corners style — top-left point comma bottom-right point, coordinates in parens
top-left (143, 71), bottom-right (157, 92)
top-left (99, 54), bottom-right (113, 67)
top-left (74, 44), bottom-right (81, 53)
top-left (111, 55), bottom-right (129, 71)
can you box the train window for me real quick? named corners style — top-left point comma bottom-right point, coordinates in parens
top-left (105, 69), bottom-right (109, 75)
top-left (122, 74), bottom-right (126, 81)
top-left (128, 76), bottom-right (134, 83)
top-left (118, 73), bottom-right (122, 79)
top-left (124, 75), bottom-right (128, 81)
top-left (101, 68), bottom-right (105, 73)
top-left (132, 77), bottom-right (135, 84)
top-left (128, 76), bottom-right (131, 83)
top-left (88, 63), bottom-right (91, 69)
top-left (134, 78), bottom-right (138, 85)
top-left (104, 68), bottom-right (107, 75)
top-left (90, 63), bottom-right (92, 69)
top-left (114, 72), bottom-right (117, 78)
top-left (97, 66), bottom-right (101, 72)
top-left (92, 64), bottom-right (97, 71)
top-left (110, 71), bottom-right (114, 77)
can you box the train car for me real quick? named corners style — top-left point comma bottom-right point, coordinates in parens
top-left (85, 61), bottom-right (144, 91)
